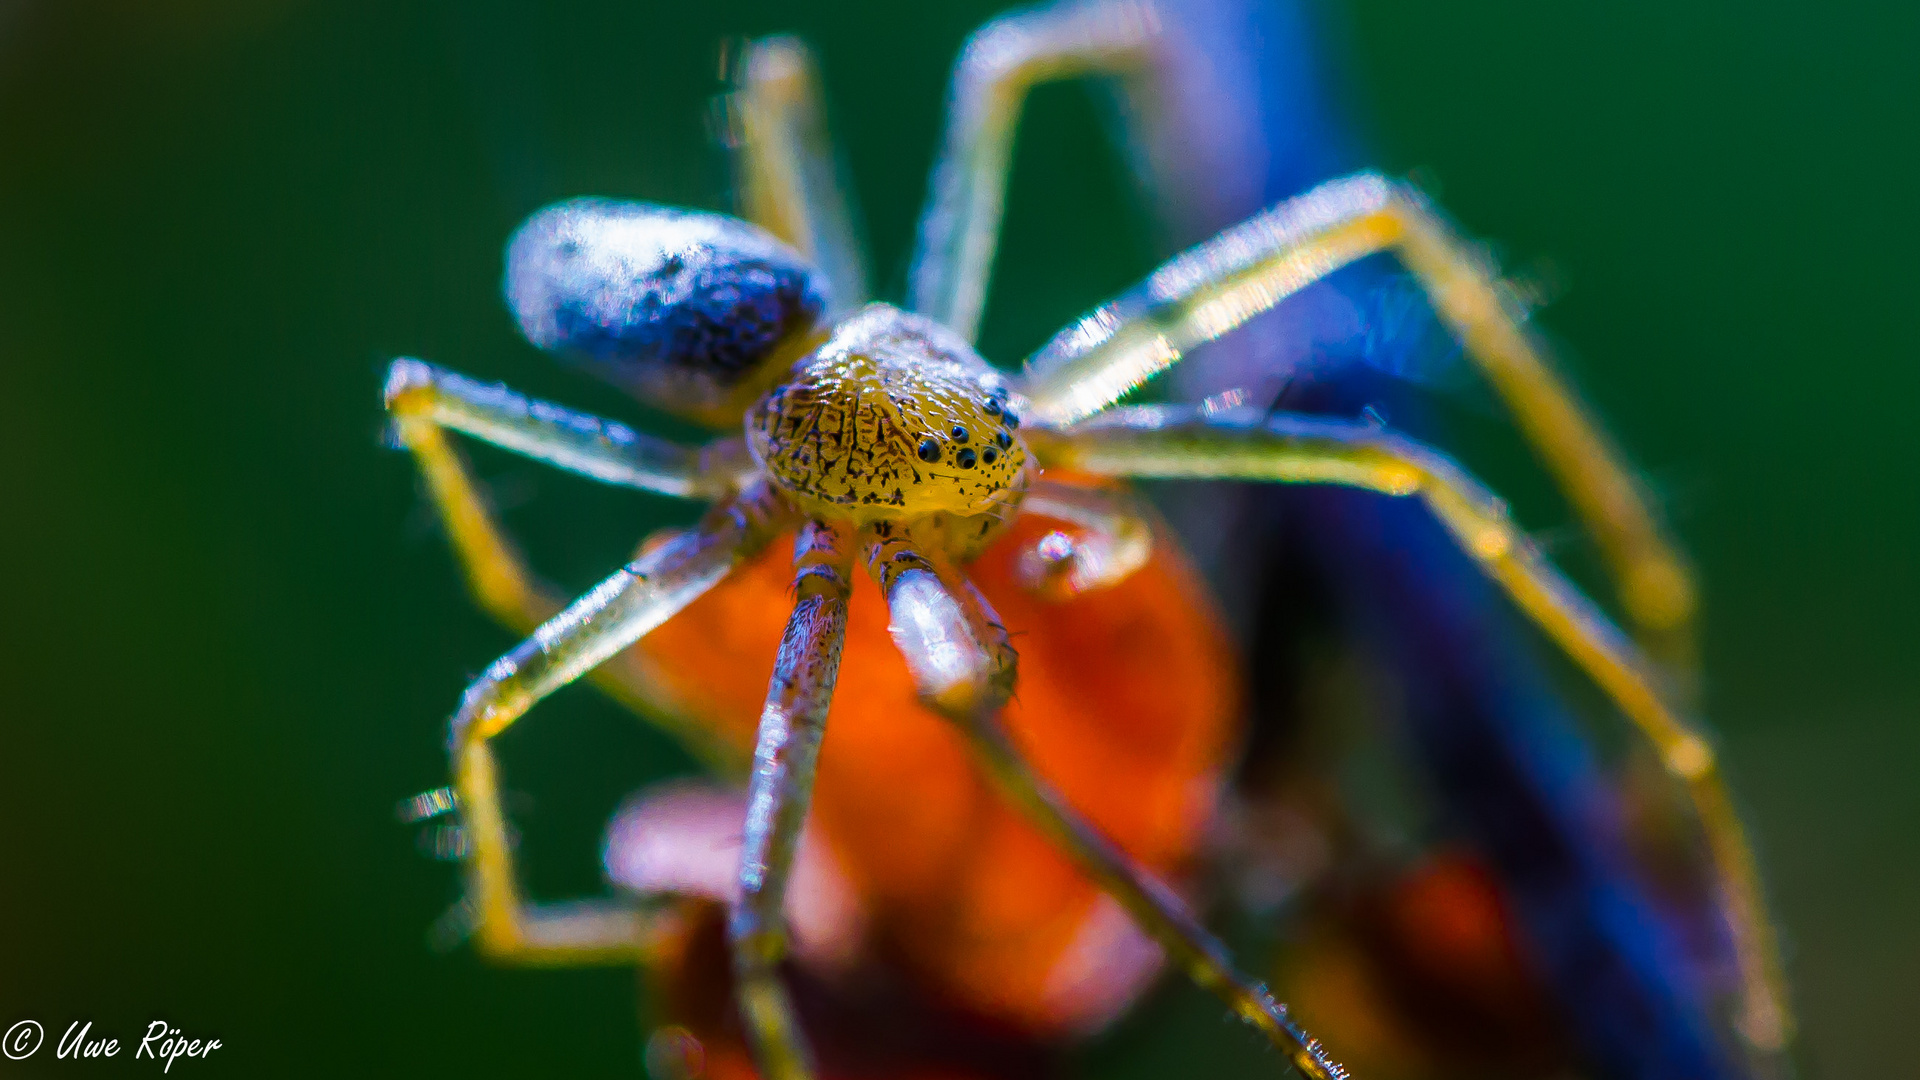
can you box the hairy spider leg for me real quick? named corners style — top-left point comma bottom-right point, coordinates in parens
top-left (447, 485), bottom-right (790, 964)
top-left (908, 0), bottom-right (1159, 342)
top-left (386, 358), bottom-right (751, 497)
top-left (455, 735), bottom-right (678, 963)
top-left (1016, 172), bottom-right (1697, 668)
top-left (384, 358), bottom-right (754, 771)
top-left (865, 527), bottom-right (1350, 1080)
top-left (730, 36), bottom-right (869, 315)
top-left (1030, 405), bottom-right (1787, 1054)
top-left (731, 522), bottom-right (858, 1080)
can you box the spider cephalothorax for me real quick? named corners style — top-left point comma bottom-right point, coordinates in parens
top-left (748, 304), bottom-right (1031, 546)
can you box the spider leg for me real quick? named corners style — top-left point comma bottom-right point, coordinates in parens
top-left (1016, 477), bottom-right (1156, 596)
top-left (386, 358), bottom-right (751, 498)
top-left (385, 358), bottom-right (755, 766)
top-left (730, 521), bottom-right (859, 1080)
top-left (448, 485), bottom-right (788, 964)
top-left (862, 526), bottom-right (1348, 1080)
top-left (863, 526), bottom-right (1016, 714)
top-left (1014, 173), bottom-right (1696, 666)
top-left (1033, 405), bottom-right (1788, 1054)
top-left (731, 36), bottom-right (868, 313)
top-left (908, 0), bottom-right (1159, 341)
top-left (452, 740), bottom-right (684, 963)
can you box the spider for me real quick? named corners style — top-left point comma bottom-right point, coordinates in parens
top-left (383, 2), bottom-right (1787, 1076)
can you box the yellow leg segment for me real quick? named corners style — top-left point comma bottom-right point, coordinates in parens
top-left (1034, 406), bottom-right (1788, 1054)
top-left (908, 0), bottom-right (1160, 342)
top-left (447, 489), bottom-right (787, 966)
top-left (456, 738), bottom-right (671, 965)
top-left (731, 36), bottom-right (869, 314)
top-left (392, 413), bottom-right (554, 631)
top-left (1017, 173), bottom-right (1697, 667)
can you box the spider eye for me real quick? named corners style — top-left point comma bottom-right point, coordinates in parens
top-left (917, 438), bottom-right (941, 463)
top-left (505, 199), bottom-right (827, 416)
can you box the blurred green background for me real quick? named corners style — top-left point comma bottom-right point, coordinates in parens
top-left (0, 1), bottom-right (1914, 1076)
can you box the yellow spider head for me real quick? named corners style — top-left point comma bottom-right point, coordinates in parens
top-left (746, 304), bottom-right (1032, 548)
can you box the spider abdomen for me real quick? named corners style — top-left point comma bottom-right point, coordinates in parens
top-left (747, 304), bottom-right (1030, 528)
top-left (505, 199), bottom-right (827, 422)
